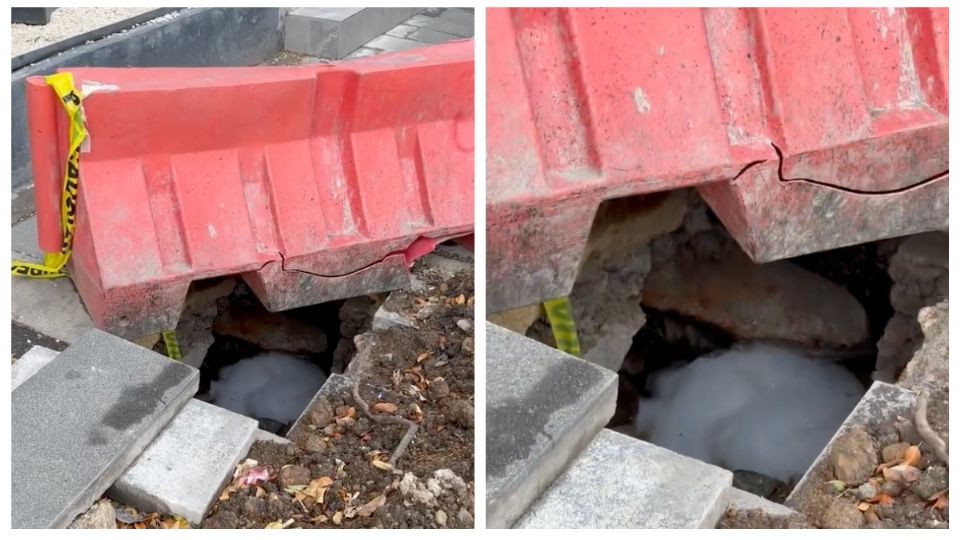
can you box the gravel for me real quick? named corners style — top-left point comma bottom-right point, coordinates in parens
top-left (11, 7), bottom-right (154, 56)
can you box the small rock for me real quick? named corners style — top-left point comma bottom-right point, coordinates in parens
top-left (831, 428), bottom-right (878, 485)
top-left (278, 465), bottom-right (311, 488)
top-left (910, 465), bottom-right (948, 500)
top-left (874, 426), bottom-right (900, 448)
top-left (241, 497), bottom-right (268, 521)
top-left (68, 499), bottom-right (116, 529)
top-left (428, 378), bottom-right (451, 400)
top-left (857, 483), bottom-right (878, 501)
top-left (213, 301), bottom-right (327, 354)
top-left (203, 509), bottom-right (240, 529)
top-left (456, 319), bottom-right (473, 333)
top-left (894, 416), bottom-right (922, 445)
top-left (457, 508), bottom-right (474, 527)
top-left (349, 417), bottom-right (371, 435)
top-left (880, 481), bottom-right (904, 497)
top-left (643, 244), bottom-right (869, 349)
top-left (399, 472), bottom-right (437, 506)
top-left (309, 398), bottom-right (334, 427)
top-left (436, 509), bottom-right (448, 527)
top-left (822, 499), bottom-right (865, 529)
top-left (416, 304), bottom-right (438, 320)
top-left (444, 398), bottom-right (474, 428)
top-left (881, 442), bottom-right (911, 463)
top-left (303, 433), bottom-right (326, 453)
top-left (461, 337), bottom-right (474, 353)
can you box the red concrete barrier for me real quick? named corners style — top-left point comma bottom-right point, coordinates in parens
top-left (26, 40), bottom-right (474, 338)
top-left (486, 8), bottom-right (947, 313)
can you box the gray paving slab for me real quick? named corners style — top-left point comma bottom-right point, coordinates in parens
top-left (725, 487), bottom-right (800, 518)
top-left (372, 305), bottom-right (417, 331)
top-left (108, 399), bottom-right (257, 525)
top-left (285, 7), bottom-right (422, 59)
top-left (408, 27), bottom-right (466, 45)
top-left (11, 214), bottom-right (40, 260)
top-left (11, 345), bottom-right (59, 391)
top-left (417, 16), bottom-right (473, 38)
top-left (364, 34), bottom-right (427, 53)
top-left (12, 217), bottom-right (96, 344)
top-left (786, 381), bottom-right (917, 515)
top-left (12, 267), bottom-right (95, 345)
top-left (253, 429), bottom-right (293, 445)
top-left (437, 8), bottom-right (474, 26)
top-left (345, 46), bottom-right (382, 59)
top-left (12, 329), bottom-right (198, 528)
top-left (516, 429), bottom-right (733, 528)
top-left (386, 23), bottom-right (418, 39)
top-left (487, 323), bottom-right (618, 529)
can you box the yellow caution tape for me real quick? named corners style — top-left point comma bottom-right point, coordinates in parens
top-left (543, 297), bottom-right (581, 357)
top-left (11, 73), bottom-right (182, 362)
top-left (162, 331), bottom-right (182, 361)
top-left (11, 72), bottom-right (84, 279)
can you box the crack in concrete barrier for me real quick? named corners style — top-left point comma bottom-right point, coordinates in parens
top-left (771, 142), bottom-right (947, 195)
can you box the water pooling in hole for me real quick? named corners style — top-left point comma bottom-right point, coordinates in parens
top-left (189, 281), bottom-right (382, 435)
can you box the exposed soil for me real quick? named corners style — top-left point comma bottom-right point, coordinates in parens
top-left (718, 508), bottom-right (814, 529)
top-left (201, 267), bottom-right (474, 529)
top-left (805, 389), bottom-right (947, 529)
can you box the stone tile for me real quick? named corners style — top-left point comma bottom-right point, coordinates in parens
top-left (408, 26), bottom-right (466, 45)
top-left (516, 429), bottom-right (733, 528)
top-left (108, 400), bottom-right (258, 525)
top-left (420, 16), bottom-right (473, 38)
top-left (344, 46), bottom-right (381, 59)
top-left (12, 329), bottom-right (198, 528)
top-left (386, 23), bottom-right (418, 39)
top-left (11, 345), bottom-right (59, 391)
top-left (726, 487), bottom-right (799, 518)
top-left (286, 7), bottom-right (424, 59)
top-left (364, 34), bottom-right (427, 53)
top-left (12, 216), bottom-right (95, 345)
top-left (486, 323), bottom-right (618, 528)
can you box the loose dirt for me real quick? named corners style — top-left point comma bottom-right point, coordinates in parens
top-left (202, 268), bottom-right (474, 529)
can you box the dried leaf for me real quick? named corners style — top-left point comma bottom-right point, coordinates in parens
top-left (857, 502), bottom-right (871, 512)
top-left (303, 477), bottom-right (333, 502)
top-left (928, 490), bottom-right (948, 511)
top-left (416, 352), bottom-right (430, 363)
top-left (161, 516), bottom-right (190, 529)
top-left (284, 484), bottom-right (308, 495)
top-left (255, 486), bottom-right (266, 498)
top-left (372, 459), bottom-right (394, 471)
top-left (454, 294), bottom-right (465, 305)
top-left (902, 445), bottom-right (921, 467)
top-left (356, 493), bottom-right (387, 518)
top-left (332, 511), bottom-right (343, 525)
top-left (868, 493), bottom-right (896, 506)
top-left (827, 480), bottom-right (846, 492)
top-left (882, 463), bottom-right (921, 484)
top-left (115, 507), bottom-right (144, 525)
top-left (410, 403), bottom-right (423, 423)
top-left (373, 402), bottom-right (398, 414)
top-left (264, 518), bottom-right (294, 529)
